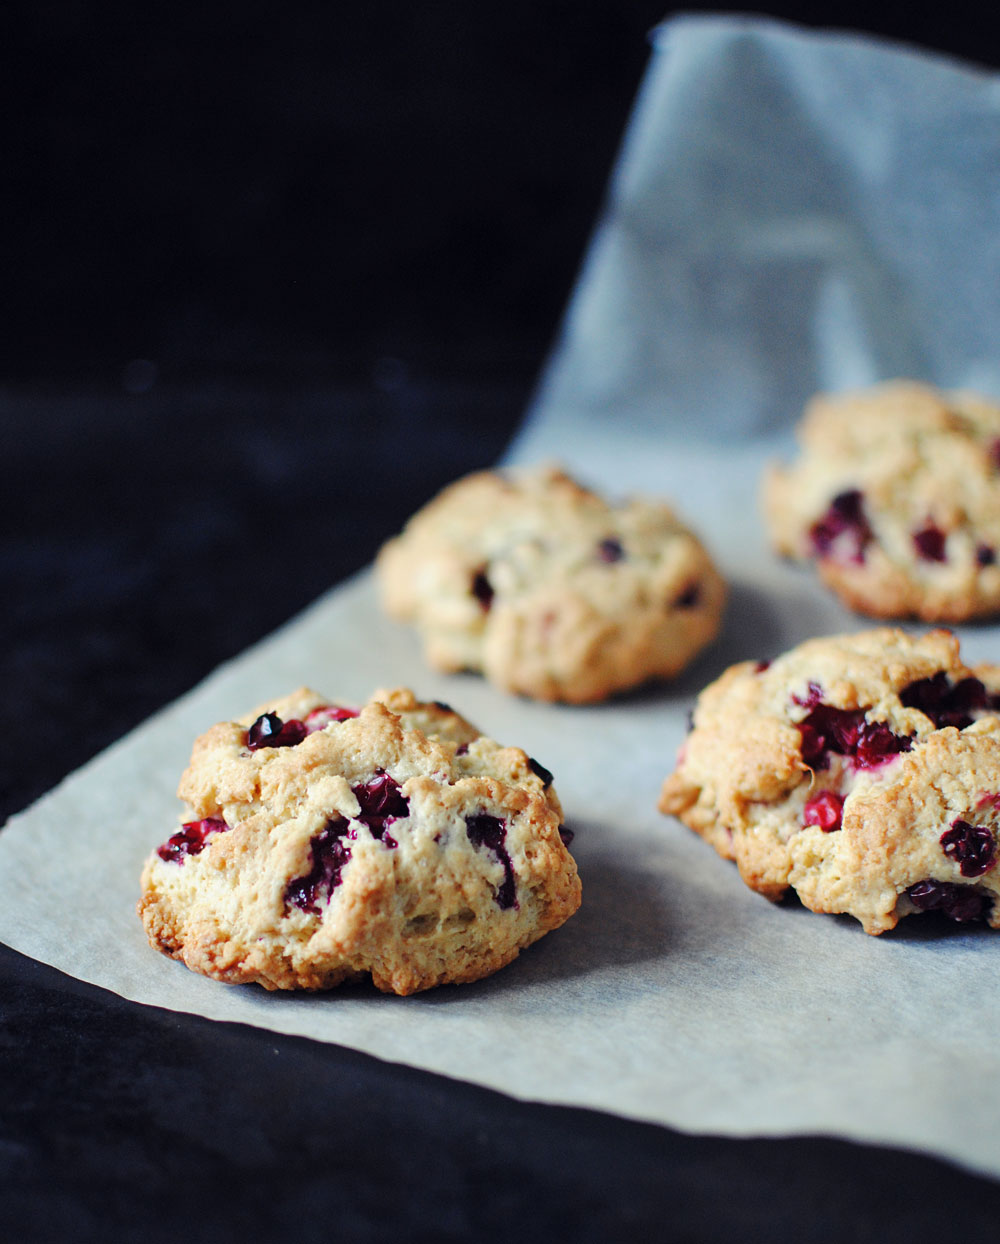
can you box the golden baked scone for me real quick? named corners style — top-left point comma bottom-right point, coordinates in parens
top-left (764, 381), bottom-right (1000, 621)
top-left (661, 628), bottom-right (1000, 934)
top-left (139, 687), bottom-right (580, 994)
top-left (377, 464), bottom-right (726, 703)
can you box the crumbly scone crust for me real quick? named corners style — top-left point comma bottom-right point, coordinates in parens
top-left (764, 380), bottom-right (1000, 621)
top-left (376, 464), bottom-right (726, 703)
top-left (660, 628), bottom-right (1000, 933)
top-left (139, 687), bottom-right (580, 994)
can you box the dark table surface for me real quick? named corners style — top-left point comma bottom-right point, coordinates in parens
top-left (7, 5), bottom-right (1000, 1240)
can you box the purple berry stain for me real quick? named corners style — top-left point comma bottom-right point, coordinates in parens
top-left (907, 879), bottom-right (989, 923)
top-left (157, 816), bottom-right (229, 863)
top-left (597, 537), bottom-right (624, 563)
top-left (941, 819), bottom-right (996, 877)
top-left (802, 790), bottom-right (844, 832)
top-left (558, 825), bottom-right (574, 847)
top-left (809, 490), bottom-right (873, 563)
top-left (247, 712), bottom-right (308, 751)
top-left (465, 813), bottom-right (517, 909)
top-left (913, 522), bottom-right (947, 562)
top-left (675, 582), bottom-right (700, 608)
top-left (352, 770), bottom-right (409, 845)
top-left (285, 816), bottom-right (353, 914)
top-left (977, 544), bottom-right (996, 567)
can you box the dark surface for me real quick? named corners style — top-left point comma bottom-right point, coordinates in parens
top-left (6, 1), bottom-right (1000, 386)
top-left (6, 945), bottom-right (1000, 1244)
top-left (6, 4), bottom-right (1000, 1240)
top-left (3, 380), bottom-right (527, 814)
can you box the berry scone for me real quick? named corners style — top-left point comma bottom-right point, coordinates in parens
top-left (138, 687), bottom-right (581, 994)
top-left (763, 380), bottom-right (1000, 621)
top-left (376, 465), bottom-right (726, 703)
top-left (659, 628), bottom-right (1000, 934)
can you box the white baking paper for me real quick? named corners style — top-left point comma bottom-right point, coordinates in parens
top-left (6, 15), bottom-right (1000, 1179)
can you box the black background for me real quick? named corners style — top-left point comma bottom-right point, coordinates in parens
top-left (6, 3), bottom-right (1000, 1240)
top-left (7, 0), bottom-right (1000, 386)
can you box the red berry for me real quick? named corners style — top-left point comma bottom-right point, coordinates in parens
top-left (802, 790), bottom-right (844, 832)
top-left (157, 817), bottom-right (228, 863)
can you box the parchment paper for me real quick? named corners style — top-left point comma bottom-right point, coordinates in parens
top-left (5, 16), bottom-right (1000, 1179)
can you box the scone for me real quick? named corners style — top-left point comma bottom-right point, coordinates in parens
top-left (376, 464), bottom-right (726, 703)
top-left (138, 687), bottom-right (581, 994)
top-left (763, 380), bottom-right (1000, 621)
top-left (660, 628), bottom-right (1000, 934)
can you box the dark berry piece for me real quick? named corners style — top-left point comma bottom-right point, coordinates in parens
top-left (456, 742), bottom-right (469, 757)
top-left (465, 814), bottom-right (504, 851)
top-left (797, 722), bottom-right (826, 766)
top-left (247, 712), bottom-right (308, 751)
top-left (907, 879), bottom-right (989, 923)
top-left (432, 700), bottom-right (453, 712)
top-left (809, 490), bottom-right (873, 563)
top-left (675, 582), bottom-right (700, 608)
top-left (247, 713), bottom-right (280, 748)
top-left (352, 770), bottom-right (409, 843)
top-left (157, 816), bottom-right (228, 863)
top-left (815, 708), bottom-right (867, 757)
top-left (941, 819), bottom-right (997, 877)
top-left (792, 680), bottom-right (824, 709)
top-left (304, 705), bottom-right (360, 731)
top-left (854, 720), bottom-right (913, 768)
top-left (465, 813), bottom-right (517, 910)
top-left (754, 660), bottom-right (772, 673)
top-left (802, 790), bottom-right (844, 832)
top-left (900, 672), bottom-right (989, 730)
top-left (913, 522), bottom-right (947, 562)
top-left (977, 544), bottom-right (996, 567)
top-left (528, 756), bottom-right (554, 788)
top-left (597, 537), bottom-right (624, 563)
top-left (558, 825), bottom-right (574, 847)
top-left (285, 817), bottom-right (352, 913)
top-left (471, 569), bottom-right (494, 610)
top-left (796, 702), bottom-right (911, 771)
